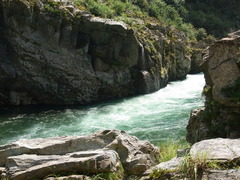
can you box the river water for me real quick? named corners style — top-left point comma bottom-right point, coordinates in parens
top-left (0, 74), bottom-right (205, 145)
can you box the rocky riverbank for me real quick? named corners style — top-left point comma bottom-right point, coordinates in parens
top-left (0, 0), bottom-right (204, 106)
top-left (0, 130), bottom-right (159, 180)
top-left (187, 30), bottom-right (240, 144)
top-left (1, 130), bottom-right (240, 180)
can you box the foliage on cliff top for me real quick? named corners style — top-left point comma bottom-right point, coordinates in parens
top-left (72, 0), bottom-right (207, 41)
top-left (18, 0), bottom-right (239, 38)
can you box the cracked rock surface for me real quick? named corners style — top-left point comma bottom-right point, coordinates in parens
top-left (0, 130), bottom-right (159, 179)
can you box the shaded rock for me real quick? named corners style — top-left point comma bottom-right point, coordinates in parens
top-left (186, 107), bottom-right (211, 144)
top-left (45, 175), bottom-right (91, 180)
top-left (0, 0), bottom-right (195, 106)
top-left (189, 48), bottom-right (203, 74)
top-left (190, 138), bottom-right (240, 163)
top-left (0, 130), bottom-right (159, 176)
top-left (0, 167), bottom-right (6, 179)
top-left (189, 42), bottom-right (209, 74)
top-left (187, 31), bottom-right (240, 143)
top-left (203, 169), bottom-right (240, 180)
top-left (177, 148), bottom-right (189, 157)
top-left (0, 0), bottom-right (140, 105)
top-left (4, 150), bottom-right (119, 180)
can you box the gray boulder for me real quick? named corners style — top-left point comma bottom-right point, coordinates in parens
top-left (190, 138), bottom-right (240, 163)
top-left (4, 150), bottom-right (119, 180)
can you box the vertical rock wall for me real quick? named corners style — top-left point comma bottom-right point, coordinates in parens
top-left (187, 31), bottom-right (240, 144)
top-left (0, 0), bottom-right (197, 106)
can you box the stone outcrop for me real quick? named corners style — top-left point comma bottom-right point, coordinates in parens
top-left (0, 130), bottom-right (160, 179)
top-left (5, 150), bottom-right (120, 180)
top-left (0, 0), bottom-right (199, 106)
top-left (187, 30), bottom-right (240, 144)
top-left (144, 138), bottom-right (240, 180)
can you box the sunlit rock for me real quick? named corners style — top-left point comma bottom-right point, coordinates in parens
top-left (0, 130), bottom-right (159, 179)
top-left (187, 30), bottom-right (240, 144)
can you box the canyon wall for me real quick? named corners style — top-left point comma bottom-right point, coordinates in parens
top-left (0, 0), bottom-right (198, 106)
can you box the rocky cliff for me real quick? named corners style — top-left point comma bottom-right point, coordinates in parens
top-left (0, 0), bottom-right (200, 106)
top-left (187, 30), bottom-right (240, 144)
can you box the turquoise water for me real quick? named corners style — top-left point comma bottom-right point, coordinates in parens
top-left (0, 74), bottom-right (205, 145)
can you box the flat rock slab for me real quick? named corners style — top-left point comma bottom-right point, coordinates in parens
top-left (4, 150), bottom-right (118, 180)
top-left (0, 130), bottom-right (159, 176)
top-left (190, 138), bottom-right (240, 162)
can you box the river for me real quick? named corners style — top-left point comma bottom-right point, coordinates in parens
top-left (0, 73), bottom-right (205, 145)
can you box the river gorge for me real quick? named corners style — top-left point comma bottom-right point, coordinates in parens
top-left (0, 73), bottom-right (204, 145)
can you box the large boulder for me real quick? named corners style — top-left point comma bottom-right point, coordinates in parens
top-left (202, 31), bottom-right (240, 106)
top-left (0, 130), bottom-right (160, 179)
top-left (190, 138), bottom-right (240, 162)
top-left (187, 30), bottom-right (240, 144)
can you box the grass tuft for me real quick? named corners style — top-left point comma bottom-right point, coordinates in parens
top-left (158, 139), bottom-right (189, 162)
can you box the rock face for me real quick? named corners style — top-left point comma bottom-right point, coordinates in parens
top-left (0, 130), bottom-right (160, 179)
top-left (187, 30), bottom-right (240, 144)
top-left (0, 0), bottom-right (197, 106)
